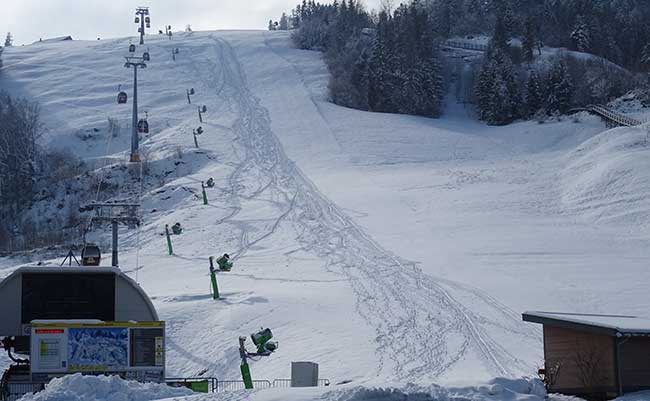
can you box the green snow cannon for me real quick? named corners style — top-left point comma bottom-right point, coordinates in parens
top-left (251, 328), bottom-right (278, 354)
top-left (216, 253), bottom-right (233, 271)
top-left (171, 222), bottom-right (183, 235)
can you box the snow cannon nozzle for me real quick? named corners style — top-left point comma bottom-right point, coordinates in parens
top-left (251, 328), bottom-right (277, 354)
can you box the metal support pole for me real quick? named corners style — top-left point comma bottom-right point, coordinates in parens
top-left (209, 257), bottom-right (219, 300)
top-left (111, 219), bottom-right (119, 267)
top-left (202, 182), bottom-right (208, 205)
top-left (186, 90), bottom-right (191, 104)
top-left (165, 224), bottom-right (173, 255)
top-left (198, 107), bottom-right (203, 123)
top-left (193, 131), bottom-right (199, 148)
top-left (239, 337), bottom-right (254, 389)
top-left (131, 65), bottom-right (140, 162)
top-left (140, 14), bottom-right (145, 44)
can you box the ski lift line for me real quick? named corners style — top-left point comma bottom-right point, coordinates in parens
top-left (83, 117), bottom-right (117, 246)
top-left (135, 155), bottom-right (145, 284)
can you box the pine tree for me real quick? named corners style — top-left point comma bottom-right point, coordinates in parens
top-left (570, 15), bottom-right (591, 53)
top-left (641, 43), bottom-right (650, 68)
top-left (475, 47), bottom-right (520, 125)
top-left (279, 13), bottom-right (289, 30)
top-left (489, 11), bottom-right (509, 53)
top-left (475, 59), bottom-right (495, 122)
top-left (522, 16), bottom-right (536, 63)
top-left (547, 60), bottom-right (573, 114)
top-left (525, 70), bottom-right (543, 116)
top-left (4, 32), bottom-right (12, 47)
top-left (368, 12), bottom-right (395, 112)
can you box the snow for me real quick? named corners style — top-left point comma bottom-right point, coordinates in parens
top-left (524, 311), bottom-right (650, 334)
top-left (17, 373), bottom-right (192, 401)
top-left (2, 29), bottom-right (650, 400)
top-left (169, 378), bottom-right (550, 401)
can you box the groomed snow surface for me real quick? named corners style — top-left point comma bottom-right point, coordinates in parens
top-left (2, 30), bottom-right (650, 401)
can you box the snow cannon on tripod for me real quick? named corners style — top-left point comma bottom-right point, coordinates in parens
top-left (215, 253), bottom-right (232, 272)
top-left (238, 328), bottom-right (278, 389)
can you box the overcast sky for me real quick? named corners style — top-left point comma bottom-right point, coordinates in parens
top-left (2, 0), bottom-right (382, 45)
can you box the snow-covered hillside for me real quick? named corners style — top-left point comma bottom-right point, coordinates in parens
top-left (2, 29), bottom-right (650, 398)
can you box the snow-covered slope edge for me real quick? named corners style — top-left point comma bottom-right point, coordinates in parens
top-left (562, 127), bottom-right (650, 225)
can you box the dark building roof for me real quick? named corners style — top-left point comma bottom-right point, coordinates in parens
top-left (34, 36), bottom-right (73, 44)
top-left (523, 311), bottom-right (650, 337)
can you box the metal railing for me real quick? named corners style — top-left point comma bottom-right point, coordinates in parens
top-left (588, 104), bottom-right (643, 127)
top-left (165, 377), bottom-right (217, 393)
top-left (216, 380), bottom-right (272, 392)
top-left (1, 382), bottom-right (46, 401)
top-left (444, 40), bottom-right (488, 52)
top-left (272, 378), bottom-right (330, 388)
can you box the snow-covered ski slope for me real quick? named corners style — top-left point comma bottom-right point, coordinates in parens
top-left (2, 30), bottom-right (650, 388)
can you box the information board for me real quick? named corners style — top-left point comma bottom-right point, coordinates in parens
top-left (30, 321), bottom-right (165, 383)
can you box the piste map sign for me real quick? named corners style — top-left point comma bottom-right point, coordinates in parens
top-left (30, 321), bottom-right (165, 383)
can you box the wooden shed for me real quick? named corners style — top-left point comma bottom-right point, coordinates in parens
top-left (523, 311), bottom-right (650, 399)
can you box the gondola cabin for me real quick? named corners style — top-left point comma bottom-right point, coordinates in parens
top-left (143, 51), bottom-right (150, 61)
top-left (117, 91), bottom-right (128, 104)
top-left (134, 17), bottom-right (140, 23)
top-left (81, 244), bottom-right (101, 266)
top-left (129, 44), bottom-right (136, 53)
top-left (138, 119), bottom-right (149, 134)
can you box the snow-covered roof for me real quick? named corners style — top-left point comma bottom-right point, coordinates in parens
top-left (523, 311), bottom-right (650, 336)
top-left (0, 266), bottom-right (158, 338)
top-left (33, 36), bottom-right (73, 44)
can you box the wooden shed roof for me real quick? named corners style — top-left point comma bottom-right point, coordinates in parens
top-left (523, 311), bottom-right (650, 337)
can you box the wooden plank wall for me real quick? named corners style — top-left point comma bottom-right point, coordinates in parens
top-left (620, 337), bottom-right (650, 391)
top-left (544, 326), bottom-right (616, 393)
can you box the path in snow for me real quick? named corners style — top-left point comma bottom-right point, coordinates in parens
top-left (182, 35), bottom-right (538, 380)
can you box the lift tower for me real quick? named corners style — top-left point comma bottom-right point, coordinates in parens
top-left (81, 202), bottom-right (141, 267)
top-left (125, 55), bottom-right (147, 162)
top-left (134, 7), bottom-right (150, 45)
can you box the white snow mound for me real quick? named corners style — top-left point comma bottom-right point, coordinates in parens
top-left (17, 373), bottom-right (193, 401)
top-left (562, 127), bottom-right (650, 224)
top-left (170, 379), bottom-right (548, 401)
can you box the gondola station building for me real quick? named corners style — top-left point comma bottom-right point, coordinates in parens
top-left (523, 311), bottom-right (650, 399)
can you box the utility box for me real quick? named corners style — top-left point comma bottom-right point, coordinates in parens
top-left (291, 361), bottom-right (319, 387)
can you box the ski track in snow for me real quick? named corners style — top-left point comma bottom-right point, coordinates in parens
top-left (177, 35), bottom-right (538, 380)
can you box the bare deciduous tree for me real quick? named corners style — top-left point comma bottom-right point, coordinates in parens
top-left (574, 340), bottom-right (609, 399)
